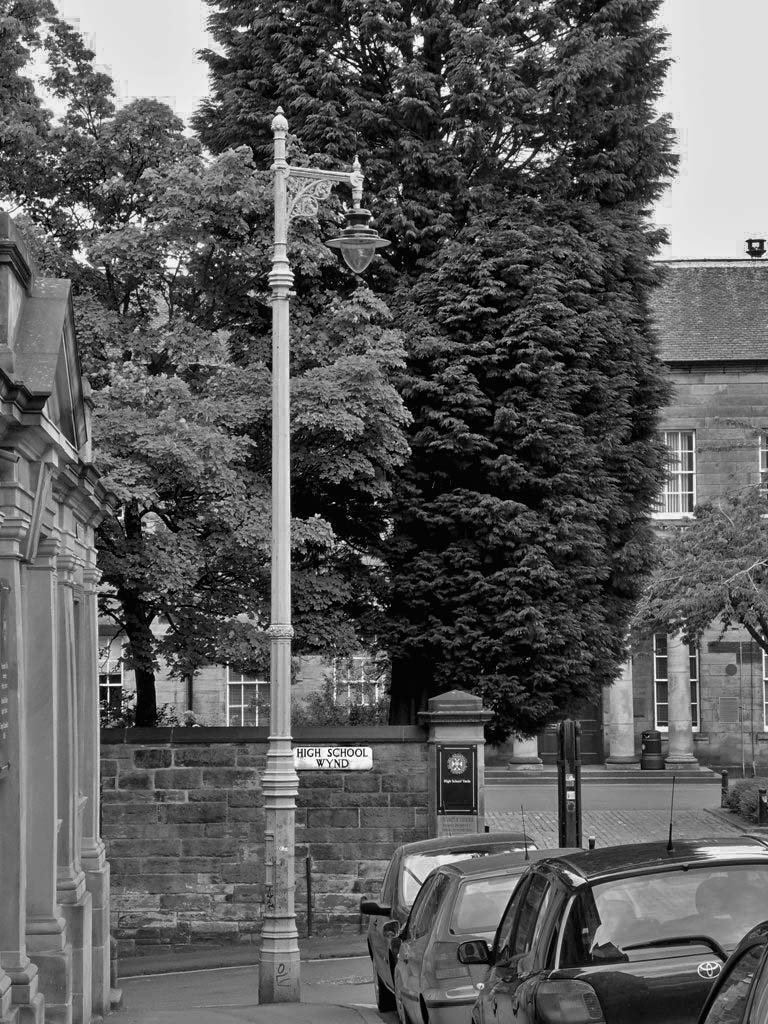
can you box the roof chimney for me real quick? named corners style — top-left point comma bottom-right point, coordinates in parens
top-left (746, 238), bottom-right (766, 258)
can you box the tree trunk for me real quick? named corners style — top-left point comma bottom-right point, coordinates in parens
top-left (121, 588), bottom-right (157, 727)
top-left (388, 655), bottom-right (432, 725)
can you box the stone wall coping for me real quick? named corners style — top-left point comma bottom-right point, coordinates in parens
top-left (101, 724), bottom-right (426, 745)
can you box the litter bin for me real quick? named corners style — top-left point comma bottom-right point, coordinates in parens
top-left (641, 730), bottom-right (664, 770)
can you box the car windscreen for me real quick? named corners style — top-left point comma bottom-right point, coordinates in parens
top-left (400, 849), bottom-right (525, 906)
top-left (450, 874), bottom-right (524, 936)
top-left (561, 864), bottom-right (768, 965)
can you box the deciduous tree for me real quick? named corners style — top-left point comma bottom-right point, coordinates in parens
top-left (633, 486), bottom-right (768, 655)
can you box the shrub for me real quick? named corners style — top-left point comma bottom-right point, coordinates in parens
top-left (725, 778), bottom-right (768, 822)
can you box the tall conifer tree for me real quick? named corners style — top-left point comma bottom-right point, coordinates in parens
top-left (195, 0), bottom-right (677, 739)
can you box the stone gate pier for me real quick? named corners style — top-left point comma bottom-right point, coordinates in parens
top-left (0, 216), bottom-right (113, 1023)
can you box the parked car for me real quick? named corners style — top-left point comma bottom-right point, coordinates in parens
top-left (361, 830), bottom-right (537, 1012)
top-left (697, 920), bottom-right (768, 1024)
top-left (392, 849), bottom-right (576, 1024)
top-left (458, 836), bottom-right (768, 1024)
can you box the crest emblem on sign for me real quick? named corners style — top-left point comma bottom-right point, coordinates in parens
top-left (697, 962), bottom-right (721, 980)
top-left (447, 753), bottom-right (468, 775)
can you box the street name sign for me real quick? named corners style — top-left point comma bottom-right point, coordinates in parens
top-left (293, 745), bottom-right (373, 771)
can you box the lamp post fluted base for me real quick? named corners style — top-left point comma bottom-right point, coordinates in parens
top-left (258, 755), bottom-right (300, 1004)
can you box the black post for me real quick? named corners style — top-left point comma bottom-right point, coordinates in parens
top-left (556, 721), bottom-right (567, 848)
top-left (557, 719), bottom-right (583, 848)
top-left (305, 855), bottom-right (313, 937)
top-left (721, 770), bottom-right (729, 808)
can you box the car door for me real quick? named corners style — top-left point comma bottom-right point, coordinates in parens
top-left (369, 852), bottom-right (400, 990)
top-left (396, 871), bottom-right (453, 1021)
top-left (482, 871), bottom-right (557, 1024)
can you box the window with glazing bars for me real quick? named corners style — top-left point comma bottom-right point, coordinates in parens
top-left (652, 635), bottom-right (699, 729)
top-left (227, 671), bottom-right (269, 726)
top-left (99, 652), bottom-right (123, 717)
top-left (657, 431), bottom-right (696, 515)
top-left (332, 654), bottom-right (387, 707)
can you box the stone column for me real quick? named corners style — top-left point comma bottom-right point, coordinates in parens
top-left (24, 538), bottom-right (73, 1024)
top-left (78, 557), bottom-right (110, 1018)
top-left (419, 690), bottom-right (492, 837)
top-left (55, 549), bottom-right (92, 1024)
top-left (605, 660), bottom-right (639, 765)
top-left (0, 541), bottom-right (44, 1022)
top-left (508, 735), bottom-right (543, 770)
top-left (665, 633), bottom-right (698, 769)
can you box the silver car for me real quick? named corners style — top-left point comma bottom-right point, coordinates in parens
top-left (391, 850), bottom-right (566, 1024)
top-left (361, 831), bottom-right (536, 1013)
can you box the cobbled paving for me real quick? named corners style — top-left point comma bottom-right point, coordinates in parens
top-left (486, 808), bottom-right (747, 849)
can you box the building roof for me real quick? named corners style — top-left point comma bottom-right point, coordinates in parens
top-left (651, 259), bottom-right (768, 363)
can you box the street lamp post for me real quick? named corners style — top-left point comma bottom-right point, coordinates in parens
top-left (258, 108), bottom-right (388, 1005)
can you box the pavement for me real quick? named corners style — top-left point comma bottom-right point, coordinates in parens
top-left (109, 802), bottom-right (761, 1024)
top-left (112, 935), bottom-right (378, 1024)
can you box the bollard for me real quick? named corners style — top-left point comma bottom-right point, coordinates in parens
top-left (588, 836), bottom-right (596, 851)
top-left (759, 789), bottom-right (768, 827)
top-left (721, 770), bottom-right (729, 808)
top-left (306, 855), bottom-right (313, 936)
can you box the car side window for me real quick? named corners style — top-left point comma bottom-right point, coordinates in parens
top-left (408, 873), bottom-right (450, 941)
top-left (703, 944), bottom-right (762, 1024)
top-left (749, 951), bottom-right (768, 1022)
top-left (380, 856), bottom-right (397, 905)
top-left (494, 876), bottom-right (532, 965)
top-left (510, 873), bottom-right (553, 958)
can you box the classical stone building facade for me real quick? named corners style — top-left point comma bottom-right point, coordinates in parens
top-left (0, 216), bottom-right (112, 1023)
top-left (603, 256), bottom-right (768, 772)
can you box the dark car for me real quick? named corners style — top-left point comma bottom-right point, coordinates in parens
top-left (361, 831), bottom-right (537, 1012)
top-left (392, 850), bottom-right (576, 1024)
top-left (697, 920), bottom-right (768, 1024)
top-left (459, 837), bottom-right (768, 1024)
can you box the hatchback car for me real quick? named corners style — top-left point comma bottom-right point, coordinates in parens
top-left (361, 831), bottom-right (537, 1012)
top-left (392, 850), bottom-right (574, 1024)
top-left (459, 837), bottom-right (768, 1024)
top-left (697, 920), bottom-right (768, 1024)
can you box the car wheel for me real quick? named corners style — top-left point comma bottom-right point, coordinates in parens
top-left (372, 965), bottom-right (396, 1012)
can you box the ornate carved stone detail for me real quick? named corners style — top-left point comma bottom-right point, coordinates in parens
top-left (267, 623), bottom-right (294, 641)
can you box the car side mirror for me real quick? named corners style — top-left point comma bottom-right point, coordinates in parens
top-left (457, 939), bottom-right (491, 966)
top-left (360, 898), bottom-right (392, 917)
top-left (382, 920), bottom-right (402, 940)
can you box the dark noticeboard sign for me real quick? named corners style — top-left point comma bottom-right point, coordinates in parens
top-left (0, 580), bottom-right (9, 779)
top-left (437, 744), bottom-right (477, 815)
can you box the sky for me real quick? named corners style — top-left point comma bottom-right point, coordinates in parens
top-left (54, 0), bottom-right (767, 262)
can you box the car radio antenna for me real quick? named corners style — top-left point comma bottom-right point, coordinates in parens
top-left (521, 805), bottom-right (530, 860)
top-left (666, 775), bottom-right (677, 853)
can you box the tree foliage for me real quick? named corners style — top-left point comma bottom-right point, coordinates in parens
top-left (633, 486), bottom-right (768, 655)
top-left (195, 0), bottom-right (677, 740)
top-left (2, 2), bottom-right (410, 724)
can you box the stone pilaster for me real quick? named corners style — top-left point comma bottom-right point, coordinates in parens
top-left (24, 539), bottom-right (72, 1024)
top-left (665, 633), bottom-right (698, 769)
top-left (55, 548), bottom-right (91, 1024)
top-left (419, 690), bottom-right (492, 837)
top-left (78, 557), bottom-right (110, 1018)
top-left (0, 528), bottom-right (44, 1023)
top-left (605, 659), bottom-right (640, 765)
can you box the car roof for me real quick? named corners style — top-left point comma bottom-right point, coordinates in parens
top-left (534, 837), bottom-right (768, 884)
top-left (437, 847), bottom-right (582, 880)
top-left (395, 831), bottom-right (531, 857)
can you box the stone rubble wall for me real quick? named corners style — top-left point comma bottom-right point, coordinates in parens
top-left (100, 727), bottom-right (428, 958)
